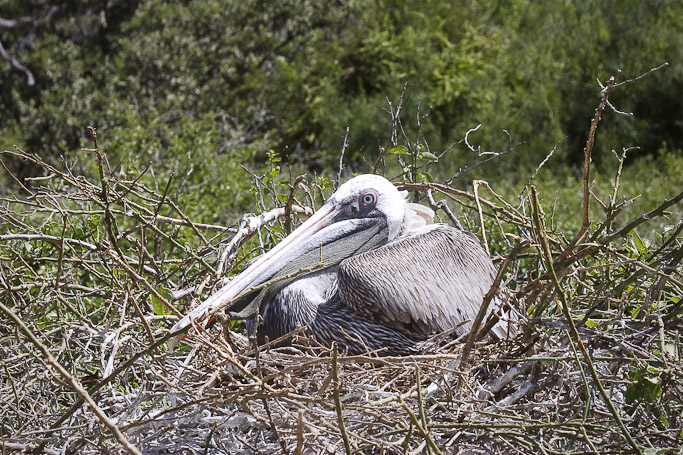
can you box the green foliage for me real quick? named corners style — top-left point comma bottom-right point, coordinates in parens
top-left (2, 0), bottom-right (682, 194)
top-left (626, 365), bottom-right (663, 405)
top-left (151, 287), bottom-right (174, 316)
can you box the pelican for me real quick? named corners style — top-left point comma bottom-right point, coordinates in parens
top-left (171, 174), bottom-right (515, 355)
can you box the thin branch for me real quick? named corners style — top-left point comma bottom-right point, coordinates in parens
top-left (460, 239), bottom-right (525, 368)
top-left (336, 127), bottom-right (350, 190)
top-left (397, 395), bottom-right (444, 455)
top-left (284, 175), bottom-right (306, 235)
top-left (464, 124), bottom-right (482, 154)
top-left (332, 345), bottom-right (352, 455)
top-left (215, 204), bottom-right (313, 278)
top-left (611, 62), bottom-right (669, 89)
top-left (473, 180), bottom-right (490, 255)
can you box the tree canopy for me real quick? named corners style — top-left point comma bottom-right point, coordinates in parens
top-left (1, 0), bottom-right (681, 220)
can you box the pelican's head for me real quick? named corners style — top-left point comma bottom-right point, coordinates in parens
top-left (170, 174), bottom-right (408, 336)
top-left (326, 174), bottom-right (407, 241)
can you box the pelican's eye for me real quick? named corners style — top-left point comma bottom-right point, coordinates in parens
top-left (359, 189), bottom-right (378, 209)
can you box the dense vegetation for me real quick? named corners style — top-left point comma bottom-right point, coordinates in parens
top-left (1, 0), bottom-right (682, 226)
top-left (1, 1), bottom-right (682, 453)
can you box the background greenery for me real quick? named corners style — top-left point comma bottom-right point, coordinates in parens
top-left (1, 0), bottom-right (681, 229)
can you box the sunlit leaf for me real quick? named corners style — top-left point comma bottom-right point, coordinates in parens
top-left (418, 172), bottom-right (434, 183)
top-left (632, 232), bottom-right (648, 256)
top-left (417, 151), bottom-right (438, 162)
top-left (387, 146), bottom-right (409, 155)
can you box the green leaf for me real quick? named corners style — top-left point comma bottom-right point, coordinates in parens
top-left (86, 215), bottom-right (102, 230)
top-left (22, 242), bottom-right (34, 254)
top-left (73, 226), bottom-right (86, 239)
top-left (151, 287), bottom-right (174, 316)
top-left (387, 146), bottom-right (409, 155)
top-left (632, 232), bottom-right (648, 256)
top-left (625, 366), bottom-right (662, 405)
top-left (418, 172), bottom-right (434, 183)
top-left (266, 149), bottom-right (281, 163)
top-left (657, 413), bottom-right (669, 428)
top-left (417, 151), bottom-right (439, 162)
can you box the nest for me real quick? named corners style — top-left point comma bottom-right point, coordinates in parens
top-left (2, 314), bottom-right (682, 454)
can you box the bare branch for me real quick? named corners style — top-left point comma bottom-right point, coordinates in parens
top-left (336, 127), bottom-right (350, 189)
top-left (0, 39), bottom-right (35, 86)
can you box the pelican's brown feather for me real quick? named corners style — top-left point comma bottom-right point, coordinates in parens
top-left (338, 224), bottom-right (501, 338)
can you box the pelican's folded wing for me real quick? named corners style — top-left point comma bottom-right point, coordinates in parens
top-left (337, 224), bottom-right (504, 338)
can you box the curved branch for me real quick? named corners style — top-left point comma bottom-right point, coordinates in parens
top-left (0, 39), bottom-right (35, 86)
top-left (0, 16), bottom-right (34, 30)
top-left (0, 6), bottom-right (60, 86)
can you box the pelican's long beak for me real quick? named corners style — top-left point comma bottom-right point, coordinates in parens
top-left (169, 201), bottom-right (388, 338)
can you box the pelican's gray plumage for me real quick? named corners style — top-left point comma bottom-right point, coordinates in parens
top-left (171, 174), bottom-right (515, 355)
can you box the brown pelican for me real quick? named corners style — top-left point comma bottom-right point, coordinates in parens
top-left (171, 174), bottom-right (514, 355)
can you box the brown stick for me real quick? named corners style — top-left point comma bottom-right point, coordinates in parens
top-left (0, 158), bottom-right (32, 194)
top-left (460, 239), bottom-right (525, 368)
top-left (105, 249), bottom-right (184, 318)
top-left (564, 78), bottom-right (615, 258)
top-left (54, 214), bottom-right (67, 290)
top-left (285, 175), bottom-right (306, 235)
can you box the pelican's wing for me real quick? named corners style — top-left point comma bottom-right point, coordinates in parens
top-left (338, 224), bottom-right (505, 338)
